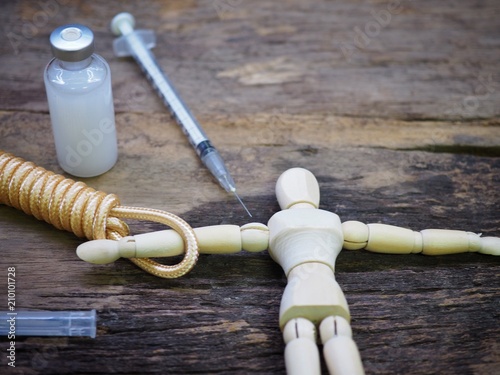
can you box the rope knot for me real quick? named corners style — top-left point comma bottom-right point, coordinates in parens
top-left (0, 150), bottom-right (199, 278)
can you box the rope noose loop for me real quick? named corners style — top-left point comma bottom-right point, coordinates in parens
top-left (0, 151), bottom-right (199, 278)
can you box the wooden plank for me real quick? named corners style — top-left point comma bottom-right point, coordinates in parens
top-left (1, 1), bottom-right (499, 119)
top-left (0, 0), bottom-right (499, 374)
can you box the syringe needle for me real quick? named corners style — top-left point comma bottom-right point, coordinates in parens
top-left (234, 190), bottom-right (252, 217)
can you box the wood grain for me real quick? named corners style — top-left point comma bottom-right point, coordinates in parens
top-left (0, 0), bottom-right (499, 374)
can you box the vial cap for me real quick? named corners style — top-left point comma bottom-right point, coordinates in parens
top-left (50, 24), bottom-right (94, 62)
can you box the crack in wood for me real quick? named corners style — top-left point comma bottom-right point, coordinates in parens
top-left (392, 145), bottom-right (500, 157)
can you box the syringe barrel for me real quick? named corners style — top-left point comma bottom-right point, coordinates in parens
top-left (114, 30), bottom-right (208, 146)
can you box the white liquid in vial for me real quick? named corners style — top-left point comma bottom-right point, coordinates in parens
top-left (44, 55), bottom-right (117, 177)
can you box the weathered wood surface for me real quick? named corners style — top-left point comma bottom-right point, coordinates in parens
top-left (0, 0), bottom-right (499, 374)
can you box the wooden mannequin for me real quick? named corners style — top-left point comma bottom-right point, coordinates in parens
top-left (268, 168), bottom-right (364, 375)
top-left (78, 168), bottom-right (499, 374)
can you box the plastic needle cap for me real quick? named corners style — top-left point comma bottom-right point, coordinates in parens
top-left (1, 310), bottom-right (96, 338)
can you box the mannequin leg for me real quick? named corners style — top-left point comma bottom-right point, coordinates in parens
top-left (320, 315), bottom-right (365, 375)
top-left (283, 318), bottom-right (321, 375)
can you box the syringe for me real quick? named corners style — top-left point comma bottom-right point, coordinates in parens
top-left (110, 13), bottom-right (251, 217)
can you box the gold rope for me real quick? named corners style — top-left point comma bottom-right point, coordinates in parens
top-left (0, 150), bottom-right (199, 278)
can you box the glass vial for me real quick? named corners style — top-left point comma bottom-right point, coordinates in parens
top-left (44, 24), bottom-right (118, 177)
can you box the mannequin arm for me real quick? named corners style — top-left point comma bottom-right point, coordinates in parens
top-left (77, 223), bottom-right (269, 264)
top-left (342, 221), bottom-right (500, 255)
